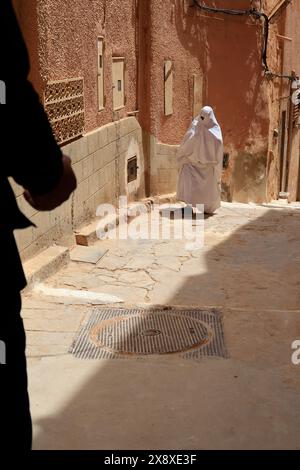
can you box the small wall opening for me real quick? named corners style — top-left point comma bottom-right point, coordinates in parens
top-left (279, 110), bottom-right (287, 193)
top-left (127, 156), bottom-right (138, 183)
top-left (164, 60), bottom-right (173, 116)
top-left (223, 152), bottom-right (229, 169)
top-left (97, 37), bottom-right (105, 111)
top-left (112, 57), bottom-right (125, 111)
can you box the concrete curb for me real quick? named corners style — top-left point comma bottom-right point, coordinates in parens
top-left (23, 245), bottom-right (70, 292)
top-left (74, 193), bottom-right (177, 246)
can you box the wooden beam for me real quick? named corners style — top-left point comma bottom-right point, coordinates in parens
top-left (276, 34), bottom-right (292, 42)
top-left (269, 0), bottom-right (290, 21)
top-left (198, 13), bottom-right (225, 22)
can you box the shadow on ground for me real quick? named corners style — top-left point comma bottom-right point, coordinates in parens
top-left (30, 208), bottom-right (300, 450)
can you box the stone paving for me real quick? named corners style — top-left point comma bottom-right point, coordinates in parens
top-left (21, 202), bottom-right (300, 449)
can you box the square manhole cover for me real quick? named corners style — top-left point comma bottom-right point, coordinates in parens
top-left (70, 308), bottom-right (228, 360)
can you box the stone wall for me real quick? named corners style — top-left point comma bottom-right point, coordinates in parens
top-left (150, 137), bottom-right (179, 195)
top-left (138, 0), bottom-right (281, 204)
top-left (12, 117), bottom-right (144, 261)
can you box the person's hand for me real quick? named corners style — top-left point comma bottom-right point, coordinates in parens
top-left (23, 155), bottom-right (77, 211)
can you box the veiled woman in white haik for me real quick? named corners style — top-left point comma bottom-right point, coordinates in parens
top-left (177, 106), bottom-right (223, 214)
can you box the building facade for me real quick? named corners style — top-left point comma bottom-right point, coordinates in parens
top-left (11, 0), bottom-right (300, 259)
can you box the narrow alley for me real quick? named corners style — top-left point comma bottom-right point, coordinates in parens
top-left (2, 0), bottom-right (300, 456)
top-left (23, 202), bottom-right (300, 450)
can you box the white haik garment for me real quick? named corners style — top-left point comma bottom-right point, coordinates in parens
top-left (176, 106), bottom-right (223, 214)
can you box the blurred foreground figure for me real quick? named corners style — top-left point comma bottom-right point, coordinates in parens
top-left (0, 0), bottom-right (76, 450)
top-left (177, 106), bottom-right (223, 215)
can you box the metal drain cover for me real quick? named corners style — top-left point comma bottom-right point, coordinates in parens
top-left (70, 308), bottom-right (227, 360)
top-left (90, 313), bottom-right (211, 355)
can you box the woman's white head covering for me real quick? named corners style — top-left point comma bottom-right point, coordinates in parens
top-left (177, 106), bottom-right (223, 167)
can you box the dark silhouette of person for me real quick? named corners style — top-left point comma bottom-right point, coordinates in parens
top-left (0, 0), bottom-right (77, 450)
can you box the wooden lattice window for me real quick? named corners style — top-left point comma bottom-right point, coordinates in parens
top-left (44, 78), bottom-right (85, 145)
top-left (293, 102), bottom-right (300, 126)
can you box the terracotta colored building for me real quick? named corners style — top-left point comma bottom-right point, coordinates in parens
top-left (11, 0), bottom-right (300, 258)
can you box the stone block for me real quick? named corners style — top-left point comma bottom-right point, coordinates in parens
top-left (93, 148), bottom-right (104, 172)
top-left (82, 155), bottom-right (94, 180)
top-left (23, 245), bottom-right (69, 290)
top-left (106, 122), bottom-right (117, 143)
top-left (98, 126), bottom-right (109, 149)
top-left (87, 130), bottom-right (99, 155)
top-left (62, 136), bottom-right (88, 163)
top-left (72, 161), bottom-right (83, 183)
top-left (88, 172), bottom-right (100, 197)
top-left (102, 142), bottom-right (117, 166)
top-left (118, 134), bottom-right (131, 155)
top-left (70, 245), bottom-right (108, 264)
top-left (15, 226), bottom-right (34, 252)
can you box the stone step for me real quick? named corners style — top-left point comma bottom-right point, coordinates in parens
top-left (74, 194), bottom-right (177, 246)
top-left (23, 245), bottom-right (69, 291)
